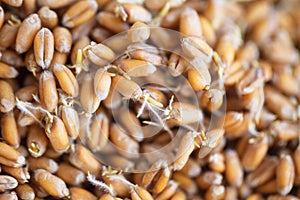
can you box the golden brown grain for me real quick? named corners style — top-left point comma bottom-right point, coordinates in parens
top-left (93, 68), bottom-right (111, 101)
top-left (116, 107), bottom-right (144, 141)
top-left (56, 163), bottom-right (85, 186)
top-left (110, 123), bottom-right (139, 159)
top-left (62, 0), bottom-right (98, 28)
top-left (1, 111), bottom-right (20, 148)
top-left (131, 186), bottom-right (154, 200)
top-left (0, 141), bottom-right (25, 167)
top-left (200, 89), bottom-right (224, 112)
top-left (24, 50), bottom-right (41, 76)
top-left (103, 85), bottom-right (122, 109)
top-left (22, 0), bottom-right (37, 15)
top-left (246, 156), bottom-right (278, 188)
top-left (155, 181), bottom-right (178, 200)
top-left (208, 152), bottom-right (225, 173)
top-left (0, 50), bottom-right (24, 68)
top-left (199, 15), bottom-right (216, 46)
top-left (15, 14), bottom-right (41, 54)
top-left (141, 161), bottom-right (161, 188)
top-left (188, 63), bottom-right (211, 91)
top-left (26, 125), bottom-right (48, 158)
top-left (102, 174), bottom-right (129, 197)
top-left (168, 52), bottom-right (188, 77)
top-left (69, 187), bottom-right (97, 200)
top-left (265, 86), bottom-right (297, 121)
top-left (1, 165), bottom-right (30, 184)
top-left (119, 59), bottom-right (157, 77)
top-left (276, 154), bottom-right (295, 195)
top-left (96, 11), bottom-right (130, 33)
top-left (45, 115), bottom-right (70, 152)
top-left (33, 169), bottom-right (70, 198)
top-left (224, 112), bottom-right (249, 139)
top-left (179, 7), bottom-right (202, 37)
top-left (205, 185), bottom-right (225, 200)
top-left (39, 70), bottom-right (58, 112)
top-left (182, 36), bottom-right (213, 62)
top-left (180, 158), bottom-right (201, 178)
top-left (0, 175), bottom-right (18, 192)
top-left (173, 172), bottom-right (197, 195)
top-left (270, 121), bottom-right (299, 141)
top-left (87, 109), bottom-right (109, 152)
top-left (196, 171), bottom-right (223, 190)
top-left (0, 62), bottom-right (18, 78)
top-left (242, 134), bottom-right (269, 171)
top-left (71, 18), bottom-right (96, 42)
top-left (37, 0), bottom-right (75, 9)
top-left (152, 166), bottom-right (171, 194)
top-left (0, 21), bottom-right (20, 50)
top-left (15, 184), bottom-right (35, 200)
top-left (130, 49), bottom-right (163, 66)
top-left (71, 36), bottom-right (91, 65)
top-left (27, 156), bottom-right (59, 173)
top-left (171, 102), bottom-right (203, 125)
top-left (112, 75), bottom-right (142, 99)
top-left (0, 80), bottom-right (15, 113)
top-left (0, 191), bottom-right (18, 200)
top-left (170, 190), bottom-right (186, 200)
top-left (293, 145), bottom-right (300, 184)
top-left (225, 150), bottom-right (243, 187)
top-left (61, 106), bottom-right (80, 139)
top-left (49, 51), bottom-right (68, 68)
top-left (53, 64), bottom-right (79, 97)
top-left (80, 73), bottom-right (101, 114)
top-left (53, 27), bottom-right (72, 53)
top-left (34, 28), bottom-right (54, 69)
top-left (84, 42), bottom-right (115, 67)
top-left (91, 27), bottom-right (112, 43)
top-left (37, 6), bottom-right (58, 29)
top-left (128, 21), bottom-right (150, 43)
top-left (173, 133), bottom-right (195, 171)
top-left (69, 144), bottom-right (102, 175)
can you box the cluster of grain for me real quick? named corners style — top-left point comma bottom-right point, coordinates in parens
top-left (0, 0), bottom-right (299, 200)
